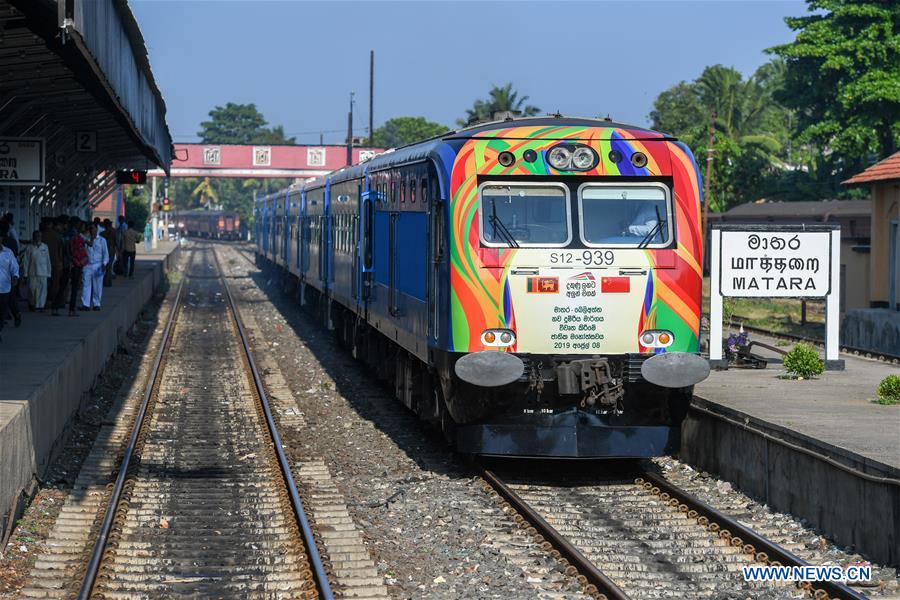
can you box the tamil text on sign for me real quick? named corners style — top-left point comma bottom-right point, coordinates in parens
top-left (720, 230), bottom-right (831, 298)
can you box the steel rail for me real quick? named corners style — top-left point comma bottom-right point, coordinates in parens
top-left (729, 316), bottom-right (900, 363)
top-left (477, 464), bottom-right (630, 600)
top-left (77, 271), bottom-right (187, 600)
top-left (213, 245), bottom-right (335, 600)
top-left (639, 470), bottom-right (869, 600)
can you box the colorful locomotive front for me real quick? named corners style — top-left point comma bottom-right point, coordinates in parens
top-left (443, 121), bottom-right (708, 457)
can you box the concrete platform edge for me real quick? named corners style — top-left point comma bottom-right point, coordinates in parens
top-left (681, 395), bottom-right (899, 567)
top-left (0, 246), bottom-right (181, 542)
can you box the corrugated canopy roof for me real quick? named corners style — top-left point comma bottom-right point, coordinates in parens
top-left (0, 0), bottom-right (171, 212)
top-left (843, 152), bottom-right (900, 185)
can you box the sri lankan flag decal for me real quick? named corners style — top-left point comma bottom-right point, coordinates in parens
top-left (526, 276), bottom-right (559, 294)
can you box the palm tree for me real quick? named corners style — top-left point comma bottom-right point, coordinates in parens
top-left (458, 84), bottom-right (540, 126)
top-left (191, 177), bottom-right (219, 209)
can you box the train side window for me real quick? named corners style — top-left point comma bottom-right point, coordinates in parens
top-left (421, 178), bottom-right (428, 204)
top-left (401, 179), bottom-right (406, 203)
top-left (411, 178), bottom-right (416, 204)
top-left (390, 180), bottom-right (396, 205)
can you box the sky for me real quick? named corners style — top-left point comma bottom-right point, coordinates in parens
top-left (130, 1), bottom-right (806, 145)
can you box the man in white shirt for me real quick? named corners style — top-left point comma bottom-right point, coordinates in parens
top-left (22, 230), bottom-right (51, 311)
top-left (0, 243), bottom-right (19, 339)
top-left (81, 223), bottom-right (109, 311)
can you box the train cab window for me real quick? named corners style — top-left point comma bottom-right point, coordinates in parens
top-left (577, 183), bottom-right (672, 248)
top-left (480, 183), bottom-right (571, 247)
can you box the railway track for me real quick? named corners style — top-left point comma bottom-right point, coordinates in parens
top-left (477, 461), bottom-right (870, 600)
top-left (728, 315), bottom-right (900, 364)
top-left (75, 245), bottom-right (333, 599)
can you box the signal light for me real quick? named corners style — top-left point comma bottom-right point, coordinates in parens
top-left (608, 150), bottom-right (623, 164)
top-left (640, 330), bottom-right (674, 348)
top-left (498, 151), bottom-right (515, 167)
top-left (523, 149), bottom-right (537, 163)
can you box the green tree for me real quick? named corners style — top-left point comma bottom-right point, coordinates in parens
top-left (198, 102), bottom-right (296, 144)
top-left (458, 83), bottom-right (540, 127)
top-left (124, 186), bottom-right (150, 226)
top-left (649, 62), bottom-right (797, 210)
top-left (769, 0), bottom-right (900, 168)
top-left (372, 116), bottom-right (448, 148)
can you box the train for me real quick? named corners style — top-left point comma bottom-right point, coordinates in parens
top-left (255, 116), bottom-right (708, 458)
top-left (176, 210), bottom-right (242, 240)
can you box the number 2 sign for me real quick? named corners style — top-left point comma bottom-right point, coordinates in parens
top-left (76, 131), bottom-right (97, 153)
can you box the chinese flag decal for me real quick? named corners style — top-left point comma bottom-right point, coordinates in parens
top-left (601, 277), bottom-right (630, 293)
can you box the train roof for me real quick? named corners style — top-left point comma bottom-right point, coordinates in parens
top-left (258, 115), bottom-right (674, 200)
top-left (173, 209), bottom-right (239, 216)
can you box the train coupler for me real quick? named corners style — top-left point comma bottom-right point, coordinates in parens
top-left (556, 358), bottom-right (624, 412)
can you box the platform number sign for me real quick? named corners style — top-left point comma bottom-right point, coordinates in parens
top-left (76, 131), bottom-right (97, 153)
top-left (203, 146), bottom-right (221, 165)
top-left (253, 146), bottom-right (271, 167)
top-left (115, 170), bottom-right (147, 185)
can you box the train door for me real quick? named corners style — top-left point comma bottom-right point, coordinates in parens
top-left (300, 190), bottom-right (309, 274)
top-left (360, 173), bottom-right (375, 310)
top-left (282, 192), bottom-right (290, 266)
top-left (351, 179), bottom-right (362, 302)
top-left (426, 165), bottom-right (443, 342)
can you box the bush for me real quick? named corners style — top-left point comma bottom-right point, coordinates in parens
top-left (876, 375), bottom-right (900, 405)
top-left (782, 343), bottom-right (824, 379)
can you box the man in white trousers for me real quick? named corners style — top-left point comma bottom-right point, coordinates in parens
top-left (82, 223), bottom-right (108, 311)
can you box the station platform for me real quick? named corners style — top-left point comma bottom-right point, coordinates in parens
top-left (0, 241), bottom-right (180, 538)
top-left (683, 328), bottom-right (900, 566)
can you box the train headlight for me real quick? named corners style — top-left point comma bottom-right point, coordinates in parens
top-left (548, 146), bottom-right (572, 170)
top-left (631, 151), bottom-right (648, 168)
top-left (482, 328), bottom-right (516, 347)
top-left (640, 330), bottom-right (675, 348)
top-left (571, 146), bottom-right (598, 170)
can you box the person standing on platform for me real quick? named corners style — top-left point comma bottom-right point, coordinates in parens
top-left (42, 218), bottom-right (63, 316)
top-left (22, 230), bottom-right (50, 312)
top-left (2, 213), bottom-right (19, 247)
top-left (143, 221), bottom-right (152, 253)
top-left (67, 220), bottom-right (88, 317)
top-left (101, 219), bottom-right (117, 286)
top-left (82, 223), bottom-right (108, 311)
top-left (0, 241), bottom-right (19, 341)
top-left (0, 220), bottom-right (21, 328)
top-left (121, 221), bottom-right (139, 279)
top-left (115, 216), bottom-right (127, 275)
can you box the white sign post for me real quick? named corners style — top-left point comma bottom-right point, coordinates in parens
top-left (0, 137), bottom-right (45, 186)
top-left (709, 224), bottom-right (843, 370)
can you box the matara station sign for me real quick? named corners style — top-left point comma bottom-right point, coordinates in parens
top-left (709, 224), bottom-right (844, 370)
top-left (0, 138), bottom-right (45, 186)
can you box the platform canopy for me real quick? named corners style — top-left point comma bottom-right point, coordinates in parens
top-left (0, 0), bottom-right (172, 226)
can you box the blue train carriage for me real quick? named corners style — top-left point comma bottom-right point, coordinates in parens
top-left (256, 116), bottom-right (708, 458)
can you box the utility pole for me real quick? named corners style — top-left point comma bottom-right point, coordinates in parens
top-left (347, 91), bottom-right (355, 166)
top-left (368, 50), bottom-right (374, 147)
top-left (701, 110), bottom-right (716, 242)
top-left (150, 176), bottom-right (158, 249)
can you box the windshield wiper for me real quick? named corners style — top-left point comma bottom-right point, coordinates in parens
top-left (638, 205), bottom-right (665, 249)
top-left (489, 199), bottom-right (520, 248)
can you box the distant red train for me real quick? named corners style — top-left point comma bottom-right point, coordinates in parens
top-left (175, 210), bottom-right (242, 240)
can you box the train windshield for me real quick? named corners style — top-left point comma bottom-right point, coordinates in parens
top-left (480, 183), bottom-right (570, 247)
top-left (578, 184), bottom-right (672, 248)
